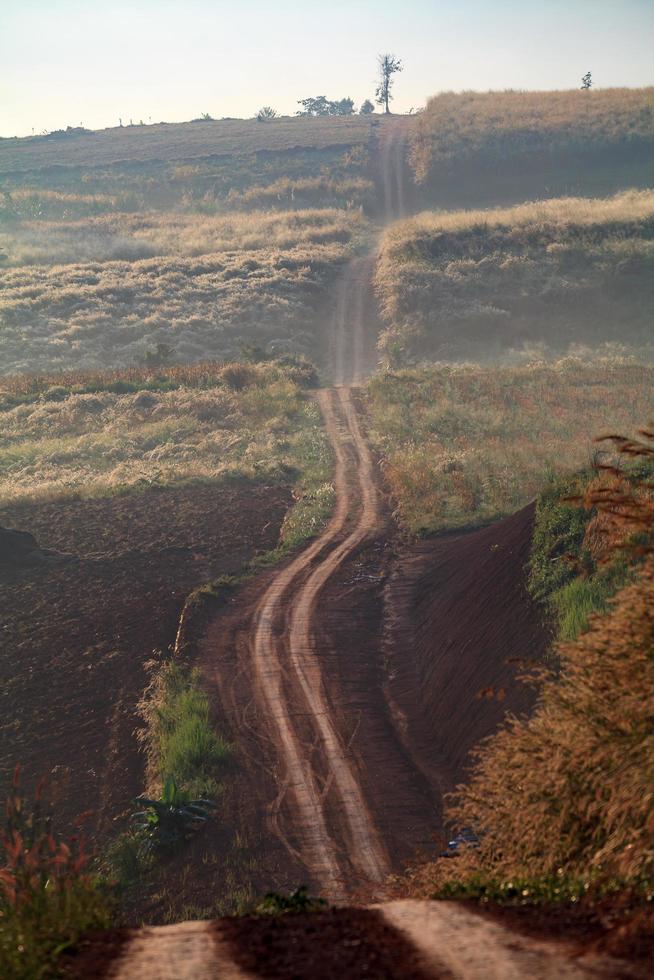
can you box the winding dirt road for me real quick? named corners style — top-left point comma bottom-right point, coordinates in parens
top-left (244, 119), bottom-right (413, 897)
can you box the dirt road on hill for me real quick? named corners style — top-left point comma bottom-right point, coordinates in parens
top-left (199, 118), bottom-right (426, 900)
top-left (241, 119), bottom-right (416, 896)
top-left (250, 387), bottom-right (389, 898)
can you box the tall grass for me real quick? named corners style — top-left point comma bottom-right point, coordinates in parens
top-left (0, 208), bottom-right (369, 375)
top-left (0, 360), bottom-right (329, 506)
top-left (411, 87), bottom-right (654, 181)
top-left (366, 360), bottom-right (654, 536)
top-left (375, 190), bottom-right (654, 363)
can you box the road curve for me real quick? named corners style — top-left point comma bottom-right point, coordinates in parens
top-left (249, 119), bottom-right (412, 896)
top-left (250, 387), bottom-right (389, 898)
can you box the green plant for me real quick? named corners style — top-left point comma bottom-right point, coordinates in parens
top-left (137, 661), bottom-right (231, 800)
top-left (131, 777), bottom-right (214, 853)
top-left (0, 768), bottom-right (110, 979)
top-left (252, 885), bottom-right (327, 915)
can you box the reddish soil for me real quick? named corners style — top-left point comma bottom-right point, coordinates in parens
top-left (384, 504), bottom-right (550, 799)
top-left (0, 483), bottom-right (290, 844)
top-left (196, 396), bottom-right (547, 908)
top-left (217, 908), bottom-right (441, 979)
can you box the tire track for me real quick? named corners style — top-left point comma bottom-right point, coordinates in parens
top-left (247, 119), bottom-right (410, 897)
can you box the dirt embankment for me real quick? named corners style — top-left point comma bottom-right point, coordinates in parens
top-left (384, 505), bottom-right (550, 798)
top-left (0, 484), bottom-right (290, 843)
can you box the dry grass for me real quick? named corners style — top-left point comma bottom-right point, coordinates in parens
top-left (0, 117), bottom-right (373, 175)
top-left (0, 361), bottom-right (331, 506)
top-left (0, 208), bottom-right (369, 374)
top-left (411, 87), bottom-right (654, 181)
top-left (366, 359), bottom-right (654, 536)
top-left (375, 190), bottom-right (654, 363)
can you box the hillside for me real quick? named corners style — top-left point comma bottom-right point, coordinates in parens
top-left (0, 117), bottom-right (373, 176)
top-left (0, 116), bottom-right (386, 376)
top-left (411, 88), bottom-right (654, 207)
top-left (375, 190), bottom-right (654, 363)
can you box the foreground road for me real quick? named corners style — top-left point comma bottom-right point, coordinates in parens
top-left (106, 900), bottom-right (644, 979)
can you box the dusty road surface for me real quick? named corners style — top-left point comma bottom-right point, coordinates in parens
top-left (90, 900), bottom-right (646, 979)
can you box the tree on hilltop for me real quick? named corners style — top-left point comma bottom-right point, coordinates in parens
top-left (297, 96), bottom-right (330, 116)
top-left (329, 97), bottom-right (354, 116)
top-left (296, 95), bottom-right (355, 117)
top-left (359, 99), bottom-right (375, 115)
top-left (256, 106), bottom-right (278, 121)
top-left (375, 53), bottom-right (402, 114)
top-left (581, 71), bottom-right (593, 90)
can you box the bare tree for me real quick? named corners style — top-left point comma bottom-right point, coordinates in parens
top-left (375, 54), bottom-right (402, 114)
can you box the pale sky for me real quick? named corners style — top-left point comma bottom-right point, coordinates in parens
top-left (2, 0), bottom-right (653, 137)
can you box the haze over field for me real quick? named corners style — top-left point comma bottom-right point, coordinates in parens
top-left (1, 3), bottom-right (654, 977)
top-left (2, 0), bottom-right (654, 135)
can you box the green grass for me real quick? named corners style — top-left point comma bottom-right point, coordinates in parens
top-left (528, 469), bottom-right (647, 641)
top-left (140, 660), bottom-right (232, 800)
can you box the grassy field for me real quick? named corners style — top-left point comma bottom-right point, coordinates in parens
top-left (375, 190), bottom-right (654, 364)
top-left (366, 359), bottom-right (654, 536)
top-left (0, 116), bottom-right (380, 376)
top-left (410, 88), bottom-right (654, 207)
top-left (0, 117), bottom-right (373, 174)
top-left (0, 360), bottom-right (332, 511)
top-left (0, 208), bottom-right (369, 374)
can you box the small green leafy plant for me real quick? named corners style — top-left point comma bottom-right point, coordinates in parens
top-left (252, 885), bottom-right (328, 916)
top-left (131, 777), bottom-right (215, 853)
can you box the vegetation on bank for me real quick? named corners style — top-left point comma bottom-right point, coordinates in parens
top-left (403, 429), bottom-right (654, 941)
top-left (410, 88), bottom-right (654, 205)
top-left (366, 360), bottom-right (654, 536)
top-left (527, 468), bottom-right (650, 641)
top-left (0, 770), bottom-right (110, 979)
top-left (0, 359), bottom-right (333, 508)
top-left (375, 190), bottom-right (654, 363)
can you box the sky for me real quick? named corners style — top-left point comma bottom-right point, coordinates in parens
top-left (2, 0), bottom-right (653, 137)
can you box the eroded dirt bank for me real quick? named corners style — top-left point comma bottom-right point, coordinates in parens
top-left (383, 504), bottom-right (550, 797)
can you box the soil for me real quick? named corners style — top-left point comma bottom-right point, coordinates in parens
top-left (383, 504), bottom-right (551, 799)
top-left (0, 483), bottom-right (290, 844)
top-left (217, 908), bottom-right (442, 979)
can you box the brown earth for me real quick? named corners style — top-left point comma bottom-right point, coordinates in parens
top-left (383, 504), bottom-right (550, 800)
top-left (0, 483), bottom-right (290, 844)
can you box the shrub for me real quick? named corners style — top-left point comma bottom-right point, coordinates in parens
top-left (438, 428), bottom-right (654, 888)
top-left (0, 768), bottom-right (110, 979)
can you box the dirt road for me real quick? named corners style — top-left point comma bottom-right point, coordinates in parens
top-left (239, 119), bottom-right (417, 897)
top-left (250, 387), bottom-right (389, 898)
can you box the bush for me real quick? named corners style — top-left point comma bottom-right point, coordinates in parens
top-left (440, 430), bottom-right (654, 887)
